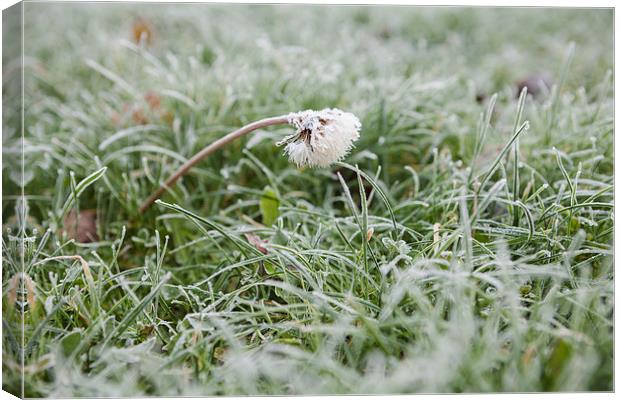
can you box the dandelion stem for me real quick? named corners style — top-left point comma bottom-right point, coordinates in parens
top-left (139, 115), bottom-right (289, 213)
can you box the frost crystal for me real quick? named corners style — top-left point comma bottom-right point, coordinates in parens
top-left (277, 108), bottom-right (361, 168)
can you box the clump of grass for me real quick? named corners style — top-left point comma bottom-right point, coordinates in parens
top-left (2, 4), bottom-right (613, 397)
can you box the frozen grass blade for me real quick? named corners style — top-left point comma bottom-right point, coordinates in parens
top-left (476, 120), bottom-right (529, 194)
top-left (468, 93), bottom-right (497, 184)
top-left (59, 167), bottom-right (107, 219)
top-left (334, 161), bottom-right (397, 232)
top-left (102, 272), bottom-right (171, 348)
top-left (511, 87), bottom-right (528, 225)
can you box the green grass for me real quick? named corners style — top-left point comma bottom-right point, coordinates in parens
top-left (2, 4), bottom-right (613, 396)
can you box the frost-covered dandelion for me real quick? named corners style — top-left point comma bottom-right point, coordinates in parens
top-left (140, 108), bottom-right (362, 212)
top-left (277, 109), bottom-right (361, 168)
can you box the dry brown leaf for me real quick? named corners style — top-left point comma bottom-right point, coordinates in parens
top-left (366, 227), bottom-right (374, 241)
top-left (516, 74), bottom-right (552, 98)
top-left (244, 233), bottom-right (268, 254)
top-left (63, 209), bottom-right (99, 243)
top-left (132, 18), bottom-right (154, 45)
top-left (144, 91), bottom-right (161, 110)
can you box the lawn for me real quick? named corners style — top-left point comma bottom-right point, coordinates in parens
top-left (2, 3), bottom-right (613, 396)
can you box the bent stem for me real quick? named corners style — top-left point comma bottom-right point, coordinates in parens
top-left (139, 115), bottom-right (289, 213)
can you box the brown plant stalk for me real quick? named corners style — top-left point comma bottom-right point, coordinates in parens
top-left (139, 115), bottom-right (289, 213)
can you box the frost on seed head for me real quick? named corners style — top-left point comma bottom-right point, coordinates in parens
top-left (276, 108), bottom-right (361, 168)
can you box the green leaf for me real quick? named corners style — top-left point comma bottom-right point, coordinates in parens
top-left (201, 46), bottom-right (216, 66)
top-left (543, 339), bottom-right (573, 390)
top-left (260, 186), bottom-right (280, 226)
top-left (263, 261), bottom-right (277, 275)
top-left (60, 330), bottom-right (83, 358)
top-left (271, 229), bottom-right (289, 246)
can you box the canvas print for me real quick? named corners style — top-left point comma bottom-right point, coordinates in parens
top-left (2, 2), bottom-right (613, 397)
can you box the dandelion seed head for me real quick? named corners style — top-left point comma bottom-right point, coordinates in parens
top-left (277, 108), bottom-right (361, 168)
